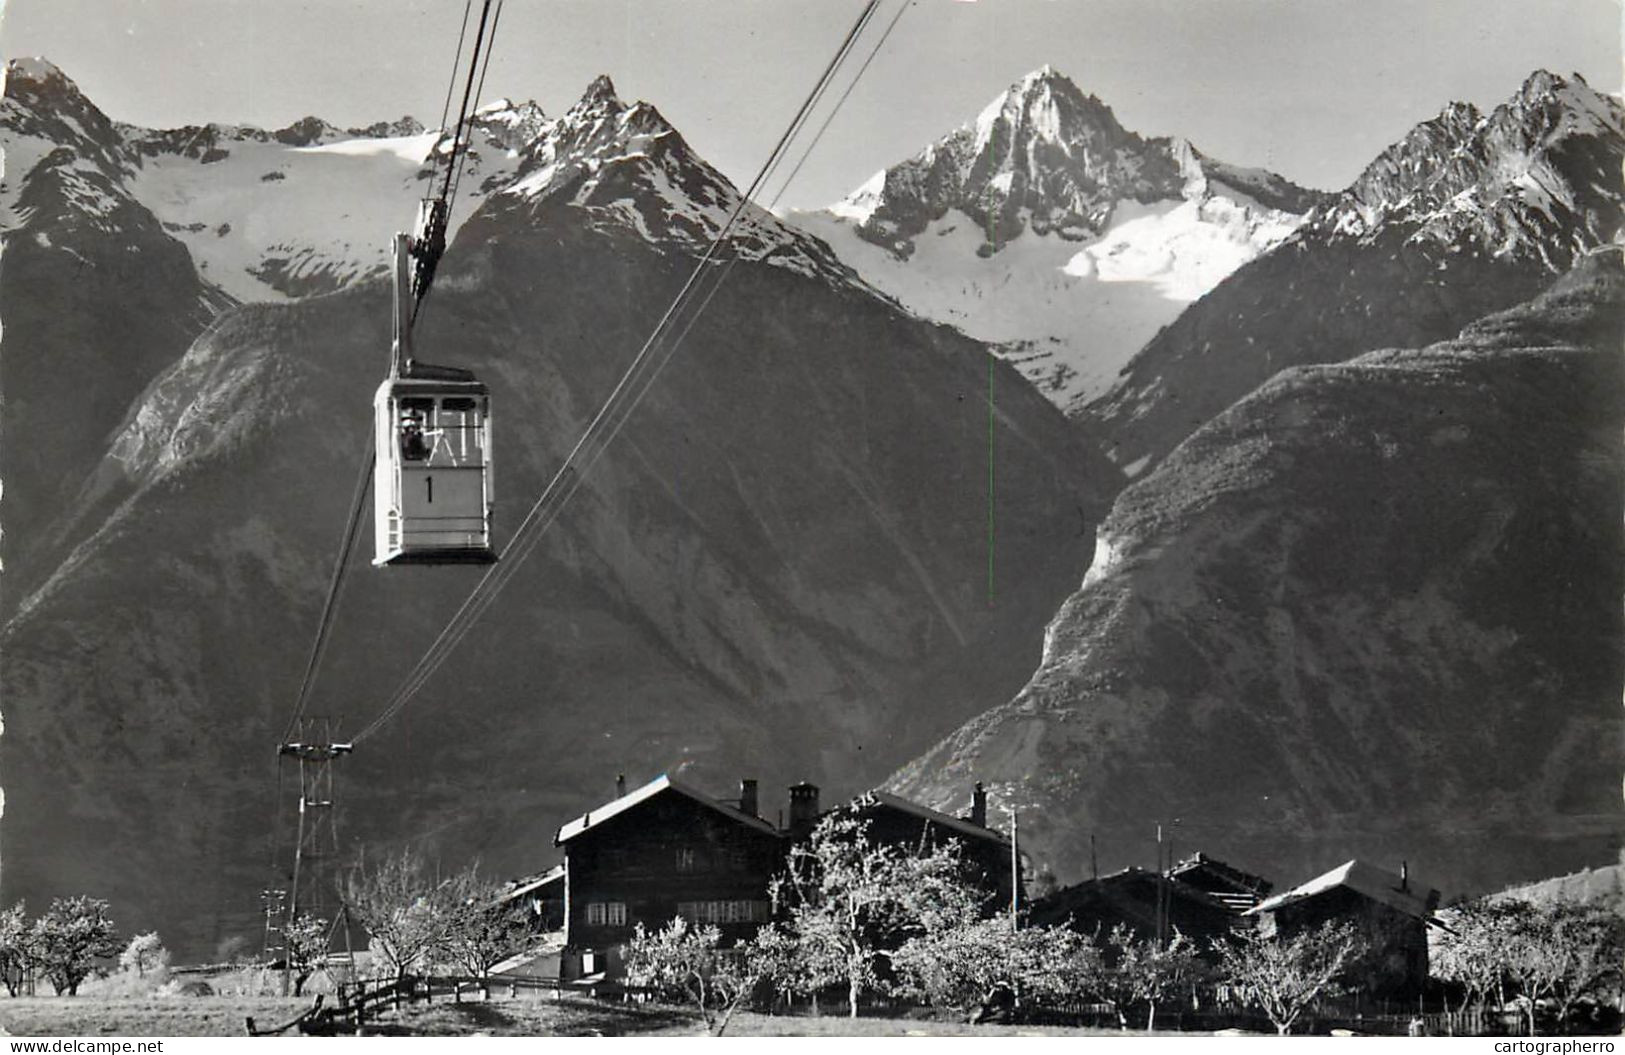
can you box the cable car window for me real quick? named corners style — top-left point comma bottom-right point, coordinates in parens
top-left (398, 397), bottom-right (435, 462)
top-left (432, 396), bottom-right (484, 467)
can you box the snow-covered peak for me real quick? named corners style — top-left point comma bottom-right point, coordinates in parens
top-left (579, 74), bottom-right (622, 112)
top-left (481, 76), bottom-right (856, 284)
top-left (971, 65), bottom-right (1126, 155)
top-left (789, 67), bottom-right (1323, 415)
top-left (829, 168), bottom-right (887, 224)
top-left (820, 65), bottom-right (1319, 259)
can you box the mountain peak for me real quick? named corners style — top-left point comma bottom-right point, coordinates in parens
top-left (1328, 66), bottom-right (1625, 259)
top-left (6, 56), bottom-right (70, 86)
top-left (1518, 67), bottom-right (1568, 100)
top-left (1020, 63), bottom-right (1062, 86)
top-left (582, 74), bottom-right (621, 108)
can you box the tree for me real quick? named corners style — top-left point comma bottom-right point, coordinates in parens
top-left (282, 914), bottom-right (331, 997)
top-left (118, 932), bottom-right (169, 978)
top-left (1544, 902), bottom-right (1625, 1031)
top-left (772, 814), bottom-right (986, 1017)
top-left (1088, 925), bottom-right (1203, 1031)
top-left (1433, 899), bottom-right (1526, 1015)
top-left (0, 903), bottom-right (35, 997)
top-left (30, 897), bottom-right (120, 996)
top-left (891, 916), bottom-right (1089, 1021)
top-left (625, 918), bottom-right (757, 1036)
top-left (1213, 920), bottom-right (1363, 1035)
top-left (1490, 899), bottom-right (1625, 1036)
top-left (344, 847), bottom-right (457, 979)
top-left (438, 866), bottom-right (534, 987)
top-left (746, 921), bottom-right (837, 1013)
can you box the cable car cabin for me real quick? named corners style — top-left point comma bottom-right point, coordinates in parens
top-left (373, 366), bottom-right (494, 566)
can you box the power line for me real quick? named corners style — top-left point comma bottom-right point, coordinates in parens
top-left (353, 0), bottom-right (894, 744)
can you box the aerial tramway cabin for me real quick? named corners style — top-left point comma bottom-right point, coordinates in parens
top-left (372, 365), bottom-right (493, 564)
top-left (372, 224), bottom-right (495, 567)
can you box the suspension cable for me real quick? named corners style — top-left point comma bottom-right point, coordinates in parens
top-left (438, 0), bottom-right (497, 207)
top-left (429, 0), bottom-right (476, 194)
top-left (353, 0), bottom-right (889, 744)
top-left (279, 439), bottom-right (377, 746)
top-left (450, 0), bottom-right (505, 209)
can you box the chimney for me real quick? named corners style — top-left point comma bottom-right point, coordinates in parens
top-left (787, 782), bottom-right (820, 834)
top-left (616, 773), bottom-right (627, 798)
top-left (1400, 860), bottom-right (1409, 892)
top-left (971, 782), bottom-right (987, 828)
top-left (739, 778), bottom-right (759, 817)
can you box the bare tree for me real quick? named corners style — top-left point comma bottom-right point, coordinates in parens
top-left (771, 814), bottom-right (985, 1018)
top-left (1092, 925), bottom-right (1202, 1032)
top-left (1545, 902), bottom-right (1625, 1031)
top-left (1493, 899), bottom-right (1625, 1035)
top-left (1433, 899), bottom-right (1525, 1016)
top-left (438, 865), bottom-right (534, 989)
top-left (343, 847), bottom-right (456, 980)
top-left (891, 915), bottom-right (1089, 1022)
top-left (1081, 924), bottom-right (1198, 1030)
top-left (1213, 920), bottom-right (1362, 1035)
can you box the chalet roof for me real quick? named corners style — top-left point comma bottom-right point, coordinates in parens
top-left (1029, 867), bottom-right (1237, 936)
top-left (1170, 852), bottom-right (1273, 895)
top-left (1052, 866), bottom-right (1235, 912)
top-left (496, 865), bottom-right (565, 904)
top-left (851, 789), bottom-right (1011, 847)
top-left (1247, 860), bottom-right (1439, 920)
top-left (554, 773), bottom-right (781, 845)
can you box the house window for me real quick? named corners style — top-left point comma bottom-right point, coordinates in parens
top-left (675, 846), bottom-right (698, 873)
top-left (586, 902), bottom-right (627, 927)
top-left (729, 847), bottom-right (750, 871)
top-left (676, 900), bottom-right (769, 925)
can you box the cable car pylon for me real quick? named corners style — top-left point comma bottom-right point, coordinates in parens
top-left (277, 717), bottom-right (356, 993)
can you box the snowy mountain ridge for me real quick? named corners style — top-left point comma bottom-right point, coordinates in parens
top-left (1, 60), bottom-right (853, 304)
top-left (790, 67), bottom-right (1325, 411)
top-left (1085, 67), bottom-right (1625, 478)
top-left (485, 75), bottom-right (857, 285)
top-left (1317, 70), bottom-right (1624, 264)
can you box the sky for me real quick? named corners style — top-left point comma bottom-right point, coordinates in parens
top-left (1, 0), bottom-right (1620, 210)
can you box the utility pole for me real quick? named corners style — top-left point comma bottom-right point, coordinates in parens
top-left (1155, 822), bottom-right (1166, 949)
top-left (1009, 809), bottom-right (1020, 932)
top-left (259, 887), bottom-right (287, 966)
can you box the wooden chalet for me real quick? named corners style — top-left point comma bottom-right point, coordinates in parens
top-left (1246, 859), bottom-right (1441, 998)
top-left (1029, 866), bottom-right (1240, 952)
top-left (552, 775), bottom-right (784, 982)
top-left (839, 784), bottom-right (1021, 910)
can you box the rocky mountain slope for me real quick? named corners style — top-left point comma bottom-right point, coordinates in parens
top-left (0, 71), bottom-right (1120, 955)
top-left (1090, 70), bottom-right (1625, 476)
top-left (0, 59), bottom-right (233, 579)
top-left (890, 248), bottom-right (1625, 898)
top-left (791, 67), bottom-right (1326, 411)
